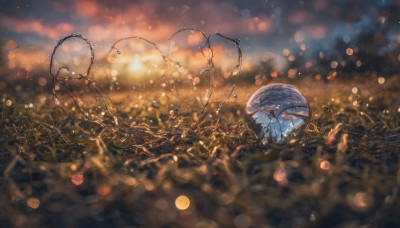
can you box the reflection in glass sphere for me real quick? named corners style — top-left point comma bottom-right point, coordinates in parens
top-left (245, 83), bottom-right (310, 145)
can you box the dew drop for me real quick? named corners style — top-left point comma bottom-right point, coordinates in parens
top-left (378, 77), bottom-right (385, 84)
top-left (6, 100), bottom-right (12, 106)
top-left (245, 83), bottom-right (310, 145)
top-left (175, 195), bottom-right (190, 210)
top-left (309, 213), bottom-right (316, 222)
top-left (27, 197), bottom-right (40, 209)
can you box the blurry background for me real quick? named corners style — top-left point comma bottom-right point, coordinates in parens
top-left (0, 0), bottom-right (399, 92)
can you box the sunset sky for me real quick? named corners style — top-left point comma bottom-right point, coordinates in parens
top-left (0, 0), bottom-right (399, 81)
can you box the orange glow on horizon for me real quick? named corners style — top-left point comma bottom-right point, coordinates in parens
top-left (0, 1), bottom-right (276, 79)
top-left (128, 56), bottom-right (144, 72)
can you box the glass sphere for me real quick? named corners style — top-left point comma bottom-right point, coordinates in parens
top-left (245, 83), bottom-right (310, 145)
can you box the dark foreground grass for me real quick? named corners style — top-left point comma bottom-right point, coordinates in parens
top-left (0, 77), bottom-right (399, 228)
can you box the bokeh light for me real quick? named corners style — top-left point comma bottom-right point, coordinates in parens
top-left (96, 185), bottom-right (111, 196)
top-left (273, 169), bottom-right (287, 183)
top-left (175, 195), bottom-right (190, 210)
top-left (378, 77), bottom-right (385, 84)
top-left (346, 48), bottom-right (354, 56)
top-left (27, 197), bottom-right (40, 209)
top-left (70, 173), bottom-right (84, 185)
top-left (320, 160), bottom-right (331, 171)
top-left (353, 192), bottom-right (369, 208)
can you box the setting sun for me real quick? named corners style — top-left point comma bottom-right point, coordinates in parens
top-left (128, 56), bottom-right (143, 73)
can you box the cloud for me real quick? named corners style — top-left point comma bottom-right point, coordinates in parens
top-left (2, 0), bottom-right (397, 76)
top-left (74, 0), bottom-right (99, 19)
top-left (6, 48), bottom-right (47, 72)
top-left (0, 0), bottom-right (275, 74)
top-left (1, 0), bottom-right (276, 45)
top-left (0, 15), bottom-right (74, 39)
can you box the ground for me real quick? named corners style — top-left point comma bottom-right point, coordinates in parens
top-left (0, 76), bottom-right (399, 227)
